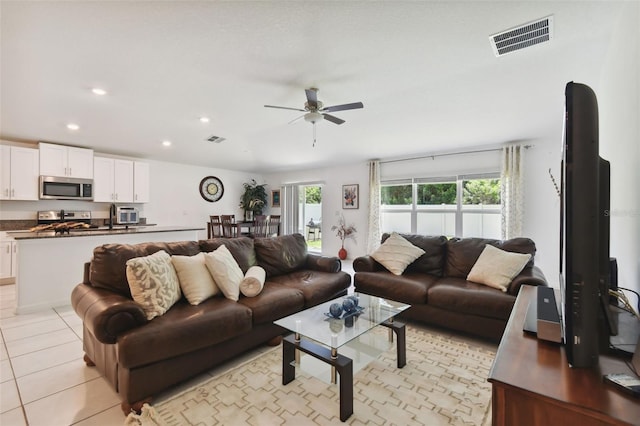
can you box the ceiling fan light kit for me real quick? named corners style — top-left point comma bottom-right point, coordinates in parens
top-left (304, 112), bottom-right (323, 123)
top-left (265, 87), bottom-right (363, 146)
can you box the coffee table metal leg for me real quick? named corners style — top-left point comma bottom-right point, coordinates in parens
top-left (337, 359), bottom-right (353, 422)
top-left (331, 347), bottom-right (338, 384)
top-left (381, 320), bottom-right (406, 368)
top-left (282, 334), bottom-right (354, 422)
top-left (282, 338), bottom-right (296, 385)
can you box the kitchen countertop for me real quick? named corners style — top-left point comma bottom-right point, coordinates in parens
top-left (8, 225), bottom-right (204, 240)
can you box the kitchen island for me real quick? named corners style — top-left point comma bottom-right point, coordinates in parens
top-left (9, 226), bottom-right (203, 314)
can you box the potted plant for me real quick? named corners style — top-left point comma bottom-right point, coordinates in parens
top-left (239, 179), bottom-right (268, 221)
top-left (331, 212), bottom-right (357, 260)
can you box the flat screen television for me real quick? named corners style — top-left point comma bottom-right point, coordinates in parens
top-left (560, 81), bottom-right (612, 368)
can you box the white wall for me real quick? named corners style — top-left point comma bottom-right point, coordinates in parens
top-left (597, 1), bottom-right (640, 298)
top-left (264, 163), bottom-right (369, 259)
top-left (140, 159), bottom-right (264, 239)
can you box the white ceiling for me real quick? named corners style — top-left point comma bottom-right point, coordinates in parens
top-left (0, 1), bottom-right (625, 173)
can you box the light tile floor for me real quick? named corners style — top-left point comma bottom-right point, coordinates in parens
top-left (0, 260), bottom-right (495, 426)
top-left (0, 260), bottom-right (356, 426)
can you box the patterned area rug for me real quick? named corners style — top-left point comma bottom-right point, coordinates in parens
top-left (126, 325), bottom-right (496, 425)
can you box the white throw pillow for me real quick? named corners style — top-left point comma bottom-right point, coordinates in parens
top-left (240, 266), bottom-right (266, 297)
top-left (126, 250), bottom-right (182, 320)
top-left (172, 252), bottom-right (220, 305)
top-left (370, 233), bottom-right (426, 275)
top-left (204, 245), bottom-right (244, 301)
top-left (467, 244), bottom-right (532, 292)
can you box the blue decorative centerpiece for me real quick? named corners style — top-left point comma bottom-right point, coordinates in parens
top-left (325, 297), bottom-right (365, 320)
top-left (342, 298), bottom-right (356, 314)
top-left (329, 303), bottom-right (343, 318)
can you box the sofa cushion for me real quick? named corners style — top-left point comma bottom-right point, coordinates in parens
top-left (381, 234), bottom-right (447, 276)
top-left (117, 297), bottom-right (253, 368)
top-left (240, 266), bottom-right (266, 297)
top-left (269, 270), bottom-right (352, 307)
top-left (90, 241), bottom-right (201, 297)
top-left (467, 244), bottom-right (531, 292)
top-left (204, 245), bottom-right (244, 302)
top-left (254, 233), bottom-right (308, 277)
top-left (237, 282), bottom-right (305, 324)
top-left (445, 237), bottom-right (536, 279)
top-left (354, 271), bottom-right (437, 305)
top-left (126, 250), bottom-right (182, 320)
top-left (199, 237), bottom-right (256, 273)
top-left (172, 252), bottom-right (220, 305)
top-left (427, 278), bottom-right (516, 321)
top-left (371, 233), bottom-right (426, 275)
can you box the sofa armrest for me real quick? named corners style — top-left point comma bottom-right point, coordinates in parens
top-left (353, 255), bottom-right (383, 273)
top-left (508, 266), bottom-right (548, 296)
top-left (71, 283), bottom-right (148, 344)
top-left (305, 253), bottom-right (342, 273)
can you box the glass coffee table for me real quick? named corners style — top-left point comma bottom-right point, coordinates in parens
top-left (274, 293), bottom-right (410, 422)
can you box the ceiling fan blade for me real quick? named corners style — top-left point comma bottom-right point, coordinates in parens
top-left (305, 88), bottom-right (318, 109)
top-left (264, 105), bottom-right (306, 112)
top-left (321, 102), bottom-right (364, 113)
top-left (288, 114), bottom-right (305, 125)
top-left (323, 113), bottom-right (345, 125)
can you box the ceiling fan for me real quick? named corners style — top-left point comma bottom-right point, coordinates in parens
top-left (264, 88), bottom-right (363, 146)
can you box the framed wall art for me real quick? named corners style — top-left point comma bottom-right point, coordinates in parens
top-left (271, 189), bottom-right (281, 208)
top-left (342, 184), bottom-right (359, 209)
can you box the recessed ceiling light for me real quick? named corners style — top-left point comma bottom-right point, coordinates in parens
top-left (91, 88), bottom-right (107, 96)
top-left (66, 123), bottom-right (80, 130)
top-left (162, 140), bottom-right (172, 147)
top-left (199, 116), bottom-right (210, 123)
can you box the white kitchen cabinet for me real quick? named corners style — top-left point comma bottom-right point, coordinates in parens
top-left (0, 240), bottom-right (17, 281)
top-left (93, 156), bottom-right (134, 202)
top-left (133, 161), bottom-right (150, 203)
top-left (39, 142), bottom-right (93, 179)
top-left (0, 145), bottom-right (39, 200)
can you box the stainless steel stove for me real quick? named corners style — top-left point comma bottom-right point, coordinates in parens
top-left (37, 210), bottom-right (92, 225)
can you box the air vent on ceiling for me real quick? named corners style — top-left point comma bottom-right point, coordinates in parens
top-left (490, 15), bottom-right (553, 57)
top-left (206, 135), bottom-right (226, 143)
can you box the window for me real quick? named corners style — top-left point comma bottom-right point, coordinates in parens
top-left (380, 174), bottom-right (501, 238)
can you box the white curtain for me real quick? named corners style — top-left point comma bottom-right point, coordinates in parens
top-left (500, 145), bottom-right (524, 239)
top-left (367, 160), bottom-right (381, 253)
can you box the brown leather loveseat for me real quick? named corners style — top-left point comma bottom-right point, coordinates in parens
top-left (353, 234), bottom-right (547, 341)
top-left (71, 233), bottom-right (350, 414)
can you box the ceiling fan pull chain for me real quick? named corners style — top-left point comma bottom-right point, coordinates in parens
top-left (313, 122), bottom-right (317, 147)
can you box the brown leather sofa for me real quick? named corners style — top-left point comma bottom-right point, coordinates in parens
top-left (71, 233), bottom-right (350, 414)
top-left (353, 234), bottom-right (547, 341)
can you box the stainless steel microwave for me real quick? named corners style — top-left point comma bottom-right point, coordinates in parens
top-left (39, 176), bottom-right (94, 200)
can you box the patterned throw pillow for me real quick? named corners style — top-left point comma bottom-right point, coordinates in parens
top-left (126, 250), bottom-right (182, 320)
top-left (467, 244), bottom-right (532, 292)
top-left (172, 252), bottom-right (220, 305)
top-left (370, 232), bottom-right (426, 275)
top-left (204, 245), bottom-right (244, 301)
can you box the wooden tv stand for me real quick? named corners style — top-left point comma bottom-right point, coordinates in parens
top-left (488, 285), bottom-right (639, 425)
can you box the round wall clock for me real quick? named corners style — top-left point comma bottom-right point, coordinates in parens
top-left (199, 176), bottom-right (224, 202)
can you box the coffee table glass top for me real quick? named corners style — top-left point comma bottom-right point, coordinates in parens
top-left (274, 293), bottom-right (409, 349)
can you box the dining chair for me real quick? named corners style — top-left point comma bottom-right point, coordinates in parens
top-left (267, 215), bottom-right (281, 237)
top-left (251, 215), bottom-right (269, 238)
top-left (209, 215), bottom-right (223, 238)
top-left (221, 215), bottom-right (237, 238)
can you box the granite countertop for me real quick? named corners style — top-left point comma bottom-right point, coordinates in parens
top-left (8, 225), bottom-right (204, 240)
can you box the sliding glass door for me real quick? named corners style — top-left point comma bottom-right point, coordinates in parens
top-left (282, 183), bottom-right (323, 252)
